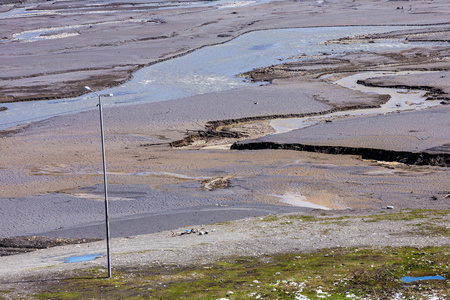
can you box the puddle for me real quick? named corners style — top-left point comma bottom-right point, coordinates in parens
top-left (64, 253), bottom-right (103, 263)
top-left (402, 275), bottom-right (445, 283)
top-left (69, 192), bottom-right (135, 201)
top-left (133, 171), bottom-right (209, 180)
top-left (271, 193), bottom-right (331, 210)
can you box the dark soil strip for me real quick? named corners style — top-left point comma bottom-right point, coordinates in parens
top-left (356, 80), bottom-right (450, 102)
top-left (231, 141), bottom-right (450, 167)
top-left (170, 105), bottom-right (380, 147)
top-left (0, 236), bottom-right (101, 257)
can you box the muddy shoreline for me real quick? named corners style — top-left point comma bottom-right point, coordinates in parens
top-left (231, 141), bottom-right (450, 167)
top-left (2, 0), bottom-right (450, 103)
top-left (170, 104), bottom-right (385, 147)
top-left (0, 236), bottom-right (100, 257)
top-left (0, 1), bottom-right (449, 295)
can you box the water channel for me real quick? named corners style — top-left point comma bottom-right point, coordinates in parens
top-left (270, 70), bottom-right (439, 134)
top-left (0, 25), bottom-right (444, 130)
top-left (0, 0), bottom-right (273, 20)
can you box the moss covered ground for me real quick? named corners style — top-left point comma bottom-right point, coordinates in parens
top-left (22, 245), bottom-right (448, 300)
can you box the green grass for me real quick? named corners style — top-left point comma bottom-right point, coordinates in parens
top-left (261, 210), bottom-right (448, 227)
top-left (409, 222), bottom-right (450, 237)
top-left (27, 246), bottom-right (449, 300)
top-left (363, 209), bottom-right (448, 223)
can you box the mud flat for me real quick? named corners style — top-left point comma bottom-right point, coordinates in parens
top-left (1, 0), bottom-right (450, 102)
top-left (1, 0), bottom-right (449, 237)
top-left (0, 0), bottom-right (449, 294)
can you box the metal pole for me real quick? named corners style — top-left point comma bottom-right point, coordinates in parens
top-left (85, 86), bottom-right (113, 278)
top-left (98, 95), bottom-right (112, 278)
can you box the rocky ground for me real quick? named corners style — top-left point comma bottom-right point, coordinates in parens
top-left (0, 208), bottom-right (449, 299)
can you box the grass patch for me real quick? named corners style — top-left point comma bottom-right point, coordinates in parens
top-left (35, 292), bottom-right (81, 299)
top-left (409, 222), bottom-right (450, 237)
top-left (25, 246), bottom-right (449, 300)
top-left (260, 215), bottom-right (279, 222)
top-left (363, 209), bottom-right (449, 223)
top-left (287, 215), bottom-right (323, 222)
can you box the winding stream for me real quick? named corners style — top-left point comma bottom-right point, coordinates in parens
top-left (270, 70), bottom-right (439, 134)
top-left (0, 25), bottom-right (445, 130)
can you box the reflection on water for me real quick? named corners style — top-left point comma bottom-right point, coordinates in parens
top-left (64, 253), bottom-right (103, 263)
top-left (0, 25), bottom-right (442, 130)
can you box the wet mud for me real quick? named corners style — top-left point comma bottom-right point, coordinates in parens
top-left (231, 141), bottom-right (450, 167)
top-left (2, 1), bottom-right (450, 103)
top-left (356, 80), bottom-right (450, 102)
top-left (170, 103), bottom-right (386, 147)
top-left (1, 0), bottom-right (450, 256)
top-left (0, 236), bottom-right (100, 257)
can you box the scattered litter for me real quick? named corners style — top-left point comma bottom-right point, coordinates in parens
top-left (402, 275), bottom-right (445, 283)
top-left (170, 226), bottom-right (211, 237)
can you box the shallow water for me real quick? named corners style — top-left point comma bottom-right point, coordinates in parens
top-left (402, 275), bottom-right (445, 283)
top-left (271, 193), bottom-right (331, 210)
top-left (270, 70), bottom-right (439, 134)
top-left (64, 253), bottom-right (103, 263)
top-left (0, 25), bottom-right (443, 130)
top-left (9, 0), bottom-right (273, 42)
top-left (0, 0), bottom-right (273, 20)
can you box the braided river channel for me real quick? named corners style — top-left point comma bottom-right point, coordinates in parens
top-left (0, 25), bottom-right (445, 131)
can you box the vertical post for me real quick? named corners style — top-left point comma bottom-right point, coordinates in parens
top-left (98, 95), bottom-right (112, 278)
top-left (85, 86), bottom-right (113, 278)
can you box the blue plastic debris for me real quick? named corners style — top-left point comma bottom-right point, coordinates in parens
top-left (64, 253), bottom-right (104, 263)
top-left (402, 275), bottom-right (445, 283)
